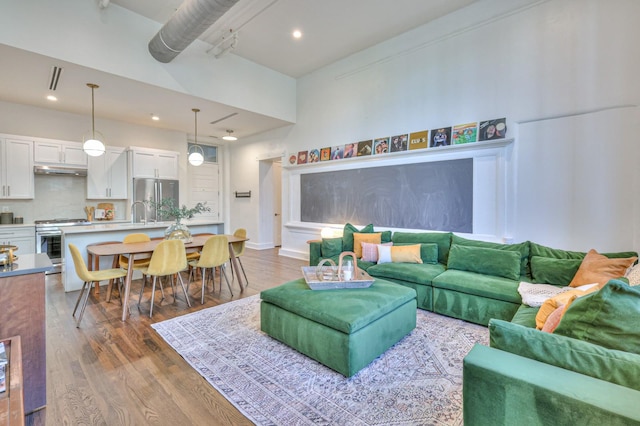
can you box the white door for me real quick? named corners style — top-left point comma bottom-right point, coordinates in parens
top-left (273, 161), bottom-right (282, 246)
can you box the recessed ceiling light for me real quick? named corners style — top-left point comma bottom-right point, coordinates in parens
top-left (292, 29), bottom-right (302, 39)
top-left (46, 95), bottom-right (58, 101)
top-left (151, 114), bottom-right (159, 121)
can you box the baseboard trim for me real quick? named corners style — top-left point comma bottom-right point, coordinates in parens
top-left (278, 247), bottom-right (308, 261)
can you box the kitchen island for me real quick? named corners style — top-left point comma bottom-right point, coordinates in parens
top-left (60, 220), bottom-right (224, 292)
top-left (0, 253), bottom-right (53, 417)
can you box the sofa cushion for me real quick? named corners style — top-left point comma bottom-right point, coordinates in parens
top-left (510, 304), bottom-right (539, 328)
top-left (530, 242), bottom-right (638, 262)
top-left (447, 244), bottom-right (521, 280)
top-left (321, 237), bottom-right (343, 259)
top-left (489, 319), bottom-right (640, 392)
top-left (554, 279), bottom-right (640, 354)
top-left (353, 232), bottom-right (381, 258)
top-left (568, 249), bottom-right (637, 287)
top-left (367, 262), bottom-right (446, 286)
top-left (342, 223), bottom-right (374, 252)
top-left (452, 235), bottom-right (529, 278)
top-left (530, 256), bottom-right (582, 286)
top-left (392, 232), bottom-right (452, 264)
top-left (432, 269), bottom-right (521, 304)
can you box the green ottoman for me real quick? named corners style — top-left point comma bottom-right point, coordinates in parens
top-left (260, 278), bottom-right (417, 377)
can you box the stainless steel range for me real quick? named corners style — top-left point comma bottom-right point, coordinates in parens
top-left (35, 218), bottom-right (91, 274)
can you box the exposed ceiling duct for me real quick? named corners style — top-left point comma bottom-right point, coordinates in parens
top-left (148, 0), bottom-right (240, 63)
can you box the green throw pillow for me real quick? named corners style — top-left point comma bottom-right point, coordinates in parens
top-left (342, 223), bottom-right (374, 252)
top-left (447, 244), bottom-right (521, 280)
top-left (321, 237), bottom-right (343, 259)
top-left (554, 279), bottom-right (640, 354)
top-left (452, 234), bottom-right (529, 278)
top-left (530, 256), bottom-right (582, 286)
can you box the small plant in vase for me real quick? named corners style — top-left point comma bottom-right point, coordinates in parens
top-left (148, 198), bottom-right (211, 242)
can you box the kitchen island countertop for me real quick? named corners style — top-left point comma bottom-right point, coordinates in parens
top-left (0, 253), bottom-right (53, 278)
top-left (61, 219), bottom-right (223, 234)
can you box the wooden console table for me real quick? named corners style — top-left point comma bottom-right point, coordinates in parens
top-left (0, 336), bottom-right (24, 426)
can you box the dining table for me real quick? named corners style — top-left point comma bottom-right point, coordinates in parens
top-left (86, 234), bottom-right (249, 321)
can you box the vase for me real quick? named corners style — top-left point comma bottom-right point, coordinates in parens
top-left (165, 220), bottom-right (192, 243)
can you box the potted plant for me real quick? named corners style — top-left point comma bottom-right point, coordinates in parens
top-left (149, 198), bottom-right (211, 242)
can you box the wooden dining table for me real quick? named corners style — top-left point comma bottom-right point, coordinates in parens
top-left (86, 234), bottom-right (248, 321)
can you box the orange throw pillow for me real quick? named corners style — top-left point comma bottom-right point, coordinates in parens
top-left (569, 249), bottom-right (637, 288)
top-left (541, 295), bottom-right (577, 333)
top-left (353, 232), bottom-right (382, 259)
top-left (535, 286), bottom-right (599, 330)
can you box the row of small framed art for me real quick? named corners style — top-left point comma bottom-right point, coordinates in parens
top-left (288, 117), bottom-right (507, 166)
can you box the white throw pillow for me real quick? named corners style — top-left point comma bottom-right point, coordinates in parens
top-left (625, 263), bottom-right (640, 286)
top-left (518, 282), bottom-right (569, 307)
top-left (377, 245), bottom-right (393, 264)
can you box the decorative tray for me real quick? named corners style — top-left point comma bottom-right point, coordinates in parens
top-left (302, 266), bottom-right (375, 290)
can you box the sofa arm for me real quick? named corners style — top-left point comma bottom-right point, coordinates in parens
top-left (309, 241), bottom-right (323, 266)
top-left (463, 344), bottom-right (640, 425)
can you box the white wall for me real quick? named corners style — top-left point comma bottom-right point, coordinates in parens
top-left (228, 0), bottom-right (640, 258)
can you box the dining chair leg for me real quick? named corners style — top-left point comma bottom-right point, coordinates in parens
top-left (149, 276), bottom-right (158, 318)
top-left (200, 267), bottom-right (206, 304)
top-left (238, 258), bottom-right (249, 287)
top-left (72, 281), bottom-right (89, 317)
top-left (76, 281), bottom-right (94, 328)
top-left (221, 265), bottom-right (233, 296)
top-left (177, 273), bottom-right (192, 307)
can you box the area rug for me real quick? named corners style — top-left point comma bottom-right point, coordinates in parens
top-left (151, 295), bottom-right (488, 425)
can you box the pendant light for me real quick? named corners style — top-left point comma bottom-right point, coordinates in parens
top-left (83, 83), bottom-right (106, 157)
top-left (222, 130), bottom-right (237, 141)
top-left (82, 83), bottom-right (104, 157)
top-left (188, 108), bottom-right (204, 166)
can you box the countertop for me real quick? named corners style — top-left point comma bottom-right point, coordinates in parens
top-left (0, 253), bottom-right (53, 277)
top-left (60, 219), bottom-right (224, 235)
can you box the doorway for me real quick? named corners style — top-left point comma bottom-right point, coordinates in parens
top-left (258, 158), bottom-right (282, 248)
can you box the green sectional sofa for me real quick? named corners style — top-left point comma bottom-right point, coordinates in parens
top-left (309, 224), bottom-right (640, 422)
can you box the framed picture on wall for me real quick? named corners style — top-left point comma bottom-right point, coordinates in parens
top-left (343, 143), bottom-right (357, 158)
top-left (452, 122), bottom-right (478, 144)
top-left (331, 145), bottom-right (344, 160)
top-left (308, 149), bottom-right (320, 163)
top-left (390, 134), bottom-right (408, 152)
top-left (409, 130), bottom-right (429, 150)
top-left (357, 140), bottom-right (373, 156)
top-left (320, 147), bottom-right (331, 161)
top-left (297, 151), bottom-right (308, 164)
top-left (430, 127), bottom-right (451, 148)
top-left (374, 137), bottom-right (389, 154)
top-left (479, 118), bottom-right (507, 140)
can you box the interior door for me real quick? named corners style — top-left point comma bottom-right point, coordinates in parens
top-left (273, 161), bottom-right (282, 246)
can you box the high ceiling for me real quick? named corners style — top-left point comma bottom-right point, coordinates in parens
top-left (0, 0), bottom-right (477, 139)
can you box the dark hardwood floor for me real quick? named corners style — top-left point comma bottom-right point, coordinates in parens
top-left (33, 248), bottom-right (306, 426)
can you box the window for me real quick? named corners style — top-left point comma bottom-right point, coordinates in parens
top-left (188, 143), bottom-right (217, 163)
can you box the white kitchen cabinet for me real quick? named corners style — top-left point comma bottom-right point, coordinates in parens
top-left (34, 140), bottom-right (87, 167)
top-left (0, 137), bottom-right (34, 199)
top-left (0, 226), bottom-right (35, 254)
top-left (87, 147), bottom-right (128, 199)
top-left (129, 147), bottom-right (179, 179)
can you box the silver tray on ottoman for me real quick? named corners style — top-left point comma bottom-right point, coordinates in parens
top-left (301, 266), bottom-right (375, 290)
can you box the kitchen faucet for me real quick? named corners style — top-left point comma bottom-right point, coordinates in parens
top-left (130, 201), bottom-right (148, 224)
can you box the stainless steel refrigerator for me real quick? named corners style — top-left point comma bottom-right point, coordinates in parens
top-left (132, 178), bottom-right (179, 222)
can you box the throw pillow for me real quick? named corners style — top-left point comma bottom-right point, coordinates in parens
top-left (554, 279), bottom-right (640, 354)
top-left (541, 296), bottom-right (577, 333)
top-left (342, 223), bottom-right (374, 252)
top-left (321, 237), bottom-right (343, 259)
top-left (447, 244), bottom-right (521, 280)
top-left (352, 232), bottom-right (382, 258)
top-left (530, 256), bottom-right (582, 286)
top-left (535, 286), bottom-right (600, 330)
top-left (625, 263), bottom-right (640, 286)
top-left (568, 249), bottom-right (637, 287)
top-left (391, 244), bottom-right (423, 264)
top-left (377, 245), bottom-right (393, 264)
top-left (361, 242), bottom-right (392, 263)
top-left (517, 281), bottom-right (569, 307)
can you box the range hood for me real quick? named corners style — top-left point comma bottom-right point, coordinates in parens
top-left (34, 165), bottom-right (87, 177)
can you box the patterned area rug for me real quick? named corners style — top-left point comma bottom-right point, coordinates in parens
top-left (151, 295), bottom-right (488, 425)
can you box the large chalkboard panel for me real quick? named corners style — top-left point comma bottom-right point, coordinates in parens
top-left (300, 158), bottom-right (473, 232)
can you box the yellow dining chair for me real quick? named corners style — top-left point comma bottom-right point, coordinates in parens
top-left (230, 228), bottom-right (249, 287)
top-left (118, 233), bottom-right (152, 270)
top-left (137, 239), bottom-right (191, 318)
top-left (187, 235), bottom-right (232, 304)
top-left (185, 233), bottom-right (216, 277)
top-left (69, 243), bottom-right (127, 328)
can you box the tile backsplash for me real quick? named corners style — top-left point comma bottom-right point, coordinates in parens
top-left (0, 175), bottom-right (126, 222)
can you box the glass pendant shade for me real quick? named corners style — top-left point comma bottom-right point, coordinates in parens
top-left (222, 130), bottom-right (237, 141)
